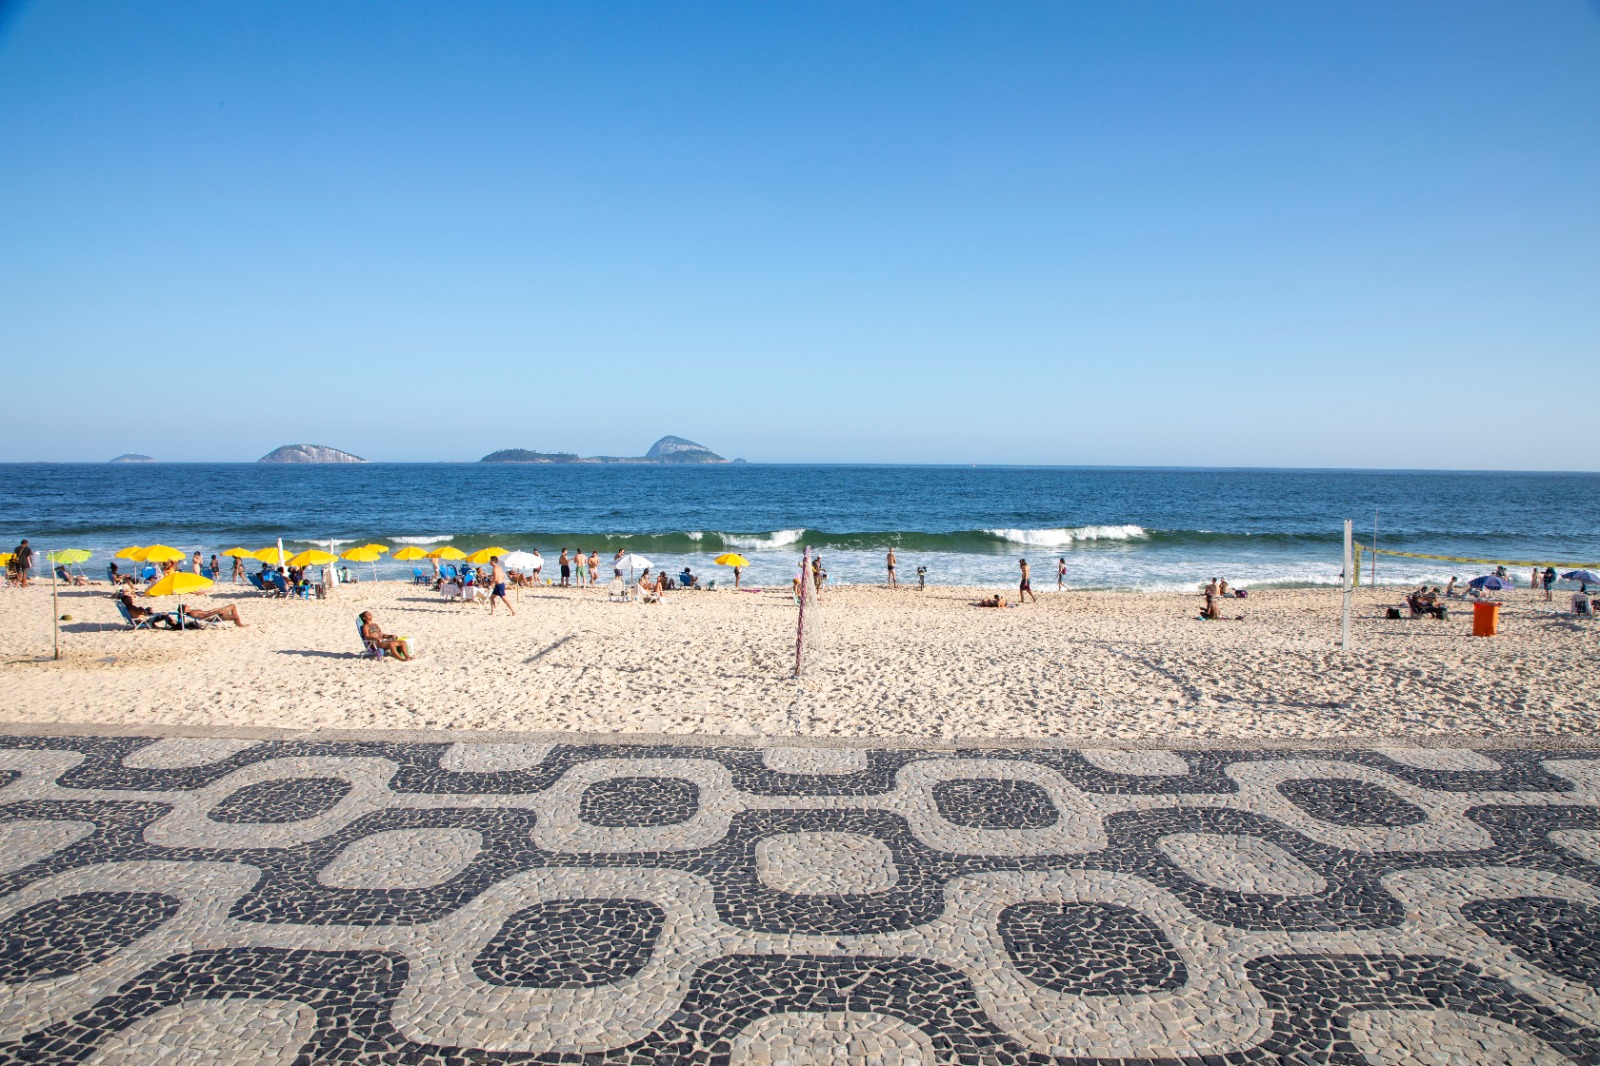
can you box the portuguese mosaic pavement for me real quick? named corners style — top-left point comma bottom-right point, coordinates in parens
top-left (2, 732), bottom-right (1600, 1063)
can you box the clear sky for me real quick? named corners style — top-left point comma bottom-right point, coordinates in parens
top-left (1, 2), bottom-right (1596, 467)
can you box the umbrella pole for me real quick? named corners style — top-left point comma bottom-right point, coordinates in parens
top-left (51, 556), bottom-right (59, 660)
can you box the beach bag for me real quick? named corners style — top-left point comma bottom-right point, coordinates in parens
top-left (1386, 607), bottom-right (1402, 620)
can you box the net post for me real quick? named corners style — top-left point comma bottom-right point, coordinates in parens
top-left (1341, 520), bottom-right (1352, 654)
top-left (794, 546), bottom-right (809, 677)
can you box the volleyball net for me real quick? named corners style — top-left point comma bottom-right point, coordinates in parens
top-left (1351, 543), bottom-right (1600, 587)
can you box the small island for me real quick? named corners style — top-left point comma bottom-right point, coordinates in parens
top-left (480, 435), bottom-right (726, 464)
top-left (109, 453), bottom-right (155, 463)
top-left (258, 444), bottom-right (366, 464)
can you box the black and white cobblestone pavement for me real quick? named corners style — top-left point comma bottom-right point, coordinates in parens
top-left (3, 730), bottom-right (1600, 1063)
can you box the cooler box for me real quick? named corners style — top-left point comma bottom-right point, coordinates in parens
top-left (1472, 601), bottom-right (1499, 637)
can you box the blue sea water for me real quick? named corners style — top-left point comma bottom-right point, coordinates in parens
top-left (2, 464), bottom-right (1596, 591)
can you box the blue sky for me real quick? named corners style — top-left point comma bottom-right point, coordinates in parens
top-left (1, 2), bottom-right (1596, 467)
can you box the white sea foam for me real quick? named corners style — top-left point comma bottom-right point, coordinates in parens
top-left (686, 531), bottom-right (704, 541)
top-left (984, 525), bottom-right (1147, 546)
top-left (392, 535), bottom-right (453, 544)
top-left (723, 529), bottom-right (806, 550)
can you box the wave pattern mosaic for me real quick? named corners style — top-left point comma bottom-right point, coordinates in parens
top-left (2, 734), bottom-right (1600, 1063)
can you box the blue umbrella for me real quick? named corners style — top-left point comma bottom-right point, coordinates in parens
top-left (1468, 575), bottom-right (1513, 591)
top-left (1561, 570), bottom-right (1600, 585)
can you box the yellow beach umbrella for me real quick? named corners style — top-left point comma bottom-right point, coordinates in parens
top-left (426, 546), bottom-right (467, 560)
top-left (360, 543), bottom-right (390, 554)
top-left (0, 552), bottom-right (12, 566)
top-left (252, 547), bottom-right (286, 564)
top-left (145, 571), bottom-right (214, 630)
top-left (341, 544), bottom-right (386, 581)
top-left (146, 571), bottom-right (213, 597)
top-left (132, 544), bottom-right (187, 563)
top-left (465, 546), bottom-right (510, 565)
top-left (46, 548), bottom-right (92, 565)
top-left (287, 549), bottom-right (337, 567)
top-left (115, 545), bottom-right (144, 561)
top-left (714, 553), bottom-right (750, 567)
top-left (392, 546), bottom-right (427, 561)
top-left (221, 547), bottom-right (255, 558)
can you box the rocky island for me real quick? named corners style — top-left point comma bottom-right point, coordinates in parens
top-left (480, 436), bottom-right (727, 464)
top-left (258, 444), bottom-right (366, 464)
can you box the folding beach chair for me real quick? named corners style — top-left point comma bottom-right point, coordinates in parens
top-left (358, 617), bottom-right (385, 660)
top-left (412, 567), bottom-right (428, 585)
top-left (115, 598), bottom-right (164, 631)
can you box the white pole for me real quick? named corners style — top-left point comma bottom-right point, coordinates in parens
top-left (51, 552), bottom-right (60, 661)
top-left (1341, 519), bottom-right (1353, 654)
top-left (1371, 510), bottom-right (1378, 587)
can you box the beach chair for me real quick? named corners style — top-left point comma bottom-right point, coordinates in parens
top-left (200, 566), bottom-right (214, 580)
top-left (412, 567), bottom-right (428, 585)
top-left (441, 564), bottom-right (459, 581)
top-left (607, 576), bottom-right (628, 602)
top-left (247, 573), bottom-right (274, 597)
top-left (115, 598), bottom-right (164, 631)
top-left (140, 565), bottom-right (158, 581)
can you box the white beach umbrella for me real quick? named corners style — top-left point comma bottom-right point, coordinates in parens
top-left (613, 553), bottom-right (652, 585)
top-left (501, 551), bottom-right (539, 569)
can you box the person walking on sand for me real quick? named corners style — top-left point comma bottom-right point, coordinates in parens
top-left (558, 549), bottom-right (570, 587)
top-left (1057, 557), bottom-right (1067, 591)
top-left (231, 554), bottom-right (245, 583)
top-left (1018, 558), bottom-right (1037, 603)
top-left (209, 554), bottom-right (220, 579)
top-left (886, 548), bottom-right (898, 588)
top-left (1543, 566), bottom-right (1557, 601)
top-left (489, 555), bottom-right (515, 615)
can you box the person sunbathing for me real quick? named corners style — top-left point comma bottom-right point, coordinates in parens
top-left (116, 591), bottom-right (180, 630)
top-left (180, 603), bottom-right (248, 627)
top-left (975, 594), bottom-right (1007, 607)
top-left (359, 611), bottom-right (411, 660)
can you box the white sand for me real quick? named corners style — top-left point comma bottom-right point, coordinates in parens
top-left (0, 579), bottom-right (1594, 740)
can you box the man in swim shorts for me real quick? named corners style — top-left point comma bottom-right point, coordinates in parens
top-left (886, 548), bottom-right (897, 589)
top-left (489, 555), bottom-right (515, 615)
top-left (1018, 558), bottom-right (1037, 603)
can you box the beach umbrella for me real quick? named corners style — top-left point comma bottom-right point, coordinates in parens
top-left (45, 548), bottom-right (92, 583)
top-left (501, 550), bottom-right (538, 568)
top-left (287, 549), bottom-right (337, 568)
top-left (340, 545), bottom-right (385, 582)
top-left (132, 544), bottom-right (186, 563)
top-left (613, 552), bottom-right (653, 587)
top-left (426, 546), bottom-right (467, 560)
top-left (115, 545), bottom-right (144, 568)
top-left (360, 543), bottom-right (390, 554)
top-left (0, 552), bottom-right (12, 566)
top-left (392, 546), bottom-right (427, 561)
top-left (252, 547), bottom-right (286, 564)
top-left (145, 571), bottom-right (214, 631)
top-left (714, 553), bottom-right (750, 567)
top-left (1561, 570), bottom-right (1600, 586)
top-left (1468, 575), bottom-right (1513, 591)
top-left (221, 547), bottom-right (254, 558)
top-left (465, 546), bottom-right (510, 565)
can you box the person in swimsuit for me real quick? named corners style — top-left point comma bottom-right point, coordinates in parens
top-left (489, 555), bottom-right (515, 615)
top-left (191, 550), bottom-right (203, 574)
top-left (116, 590), bottom-right (179, 629)
top-left (886, 548), bottom-right (897, 588)
top-left (1057, 558), bottom-right (1067, 590)
top-left (1018, 558), bottom-right (1037, 603)
top-left (587, 551), bottom-right (599, 586)
top-left (359, 611), bottom-right (411, 660)
top-left (181, 602), bottom-right (249, 627)
top-left (558, 550), bottom-right (570, 587)
top-left (231, 555), bottom-right (245, 583)
top-left (576, 550), bottom-right (587, 587)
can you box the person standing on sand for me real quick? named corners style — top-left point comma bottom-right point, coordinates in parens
top-left (191, 550), bottom-right (203, 574)
top-left (588, 551), bottom-right (599, 586)
top-left (575, 550), bottom-right (587, 588)
top-left (231, 554), bottom-right (245, 583)
top-left (1018, 558), bottom-right (1037, 603)
top-left (1543, 566), bottom-right (1557, 601)
top-left (489, 555), bottom-right (515, 615)
top-left (10, 539), bottom-right (33, 586)
top-left (558, 549), bottom-right (570, 587)
top-left (209, 554), bottom-right (220, 579)
top-left (886, 548), bottom-right (898, 588)
top-left (531, 549), bottom-right (543, 584)
top-left (1057, 558), bottom-right (1067, 591)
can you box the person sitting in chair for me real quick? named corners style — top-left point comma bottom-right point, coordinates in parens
top-left (180, 603), bottom-right (249, 627)
top-left (679, 567), bottom-right (698, 589)
top-left (115, 590), bottom-right (179, 629)
top-left (359, 611), bottom-right (411, 660)
top-left (54, 565), bottom-right (89, 586)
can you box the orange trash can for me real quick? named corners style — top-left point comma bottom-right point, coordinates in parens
top-left (1472, 601), bottom-right (1499, 637)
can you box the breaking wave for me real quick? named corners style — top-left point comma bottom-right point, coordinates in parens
top-left (981, 525), bottom-right (1147, 546)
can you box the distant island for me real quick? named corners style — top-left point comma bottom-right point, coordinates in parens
top-left (108, 453), bottom-right (155, 463)
top-left (481, 435), bottom-right (728, 464)
top-left (259, 444), bottom-right (366, 464)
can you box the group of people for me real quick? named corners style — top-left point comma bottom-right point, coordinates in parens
top-left (1406, 586), bottom-right (1450, 619)
top-left (1200, 577), bottom-right (1244, 621)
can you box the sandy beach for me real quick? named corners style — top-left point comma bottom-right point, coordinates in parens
top-left (1, 578), bottom-right (1593, 740)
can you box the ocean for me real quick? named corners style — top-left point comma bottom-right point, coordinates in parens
top-left (3, 464), bottom-right (1596, 591)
